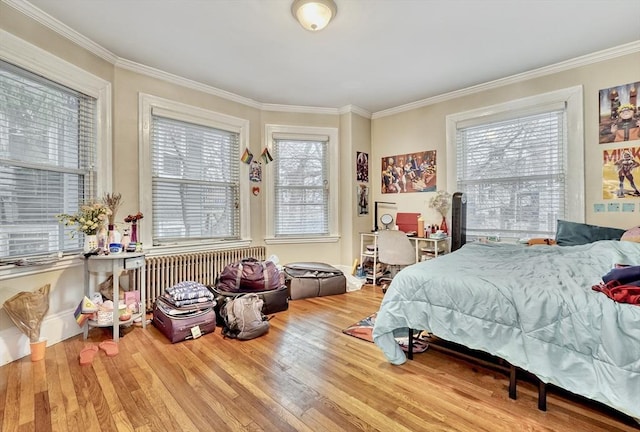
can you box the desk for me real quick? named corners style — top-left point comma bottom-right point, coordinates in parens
top-left (83, 252), bottom-right (146, 342)
top-left (360, 232), bottom-right (449, 285)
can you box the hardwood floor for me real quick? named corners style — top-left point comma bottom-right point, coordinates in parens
top-left (1, 285), bottom-right (638, 432)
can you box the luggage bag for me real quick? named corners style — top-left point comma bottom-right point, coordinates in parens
top-left (209, 284), bottom-right (289, 318)
top-left (283, 262), bottom-right (347, 300)
top-left (152, 299), bottom-right (217, 343)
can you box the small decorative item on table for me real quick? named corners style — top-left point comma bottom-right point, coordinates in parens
top-left (56, 202), bottom-right (110, 252)
top-left (103, 192), bottom-right (122, 246)
top-left (429, 190), bottom-right (451, 235)
top-left (84, 234), bottom-right (98, 252)
top-left (124, 212), bottom-right (144, 244)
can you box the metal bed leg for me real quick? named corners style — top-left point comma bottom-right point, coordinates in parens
top-left (509, 365), bottom-right (517, 400)
top-left (538, 380), bottom-right (547, 411)
top-left (407, 329), bottom-right (414, 360)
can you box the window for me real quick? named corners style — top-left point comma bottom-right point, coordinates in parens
top-left (140, 94), bottom-right (250, 248)
top-left (446, 87), bottom-right (584, 239)
top-left (265, 125), bottom-right (339, 243)
top-left (0, 59), bottom-right (101, 259)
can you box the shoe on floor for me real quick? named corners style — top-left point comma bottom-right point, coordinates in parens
top-left (79, 345), bottom-right (99, 366)
top-left (98, 340), bottom-right (119, 357)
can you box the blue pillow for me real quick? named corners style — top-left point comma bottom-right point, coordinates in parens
top-left (555, 220), bottom-right (626, 246)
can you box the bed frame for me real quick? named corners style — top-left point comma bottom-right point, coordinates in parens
top-left (406, 192), bottom-right (551, 410)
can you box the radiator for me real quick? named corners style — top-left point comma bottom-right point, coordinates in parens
top-left (143, 246), bottom-right (266, 310)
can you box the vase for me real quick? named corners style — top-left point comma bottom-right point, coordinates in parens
top-left (130, 222), bottom-right (138, 243)
top-left (440, 215), bottom-right (448, 235)
top-left (84, 234), bottom-right (97, 252)
top-left (29, 339), bottom-right (47, 362)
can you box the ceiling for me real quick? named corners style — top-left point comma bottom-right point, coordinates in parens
top-left (17, 0), bottom-right (640, 114)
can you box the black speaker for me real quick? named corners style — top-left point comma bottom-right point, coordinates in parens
top-left (451, 192), bottom-right (466, 252)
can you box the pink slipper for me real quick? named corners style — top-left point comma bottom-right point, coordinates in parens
top-left (98, 340), bottom-right (119, 357)
top-left (79, 345), bottom-right (98, 365)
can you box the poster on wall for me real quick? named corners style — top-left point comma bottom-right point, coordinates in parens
top-left (381, 150), bottom-right (437, 193)
top-left (356, 151), bottom-right (369, 182)
top-left (357, 184), bottom-right (369, 216)
top-left (599, 81), bottom-right (640, 144)
top-left (602, 146), bottom-right (640, 199)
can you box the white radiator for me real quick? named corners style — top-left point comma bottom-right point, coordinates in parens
top-left (143, 246), bottom-right (266, 310)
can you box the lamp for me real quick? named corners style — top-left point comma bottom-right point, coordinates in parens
top-left (291, 0), bottom-right (337, 31)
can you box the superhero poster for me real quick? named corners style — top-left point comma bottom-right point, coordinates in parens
top-left (381, 150), bottom-right (436, 194)
top-left (599, 81), bottom-right (640, 144)
top-left (603, 146), bottom-right (640, 199)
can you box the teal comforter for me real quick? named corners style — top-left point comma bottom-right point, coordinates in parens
top-left (372, 241), bottom-right (640, 419)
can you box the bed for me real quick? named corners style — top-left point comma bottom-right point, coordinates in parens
top-left (372, 240), bottom-right (640, 420)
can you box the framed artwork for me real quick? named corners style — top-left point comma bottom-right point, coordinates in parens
top-left (599, 81), bottom-right (640, 144)
top-left (381, 150), bottom-right (437, 193)
top-left (356, 151), bottom-right (369, 182)
top-left (602, 146), bottom-right (640, 199)
top-left (357, 184), bottom-right (369, 216)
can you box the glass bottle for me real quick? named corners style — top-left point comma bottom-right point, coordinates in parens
top-left (121, 228), bottom-right (130, 250)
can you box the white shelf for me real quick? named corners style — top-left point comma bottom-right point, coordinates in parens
top-left (83, 252), bottom-right (147, 342)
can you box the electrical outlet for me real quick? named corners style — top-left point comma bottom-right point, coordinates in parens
top-left (622, 203), bottom-right (636, 212)
top-left (593, 203), bottom-right (605, 213)
top-left (607, 202), bottom-right (620, 212)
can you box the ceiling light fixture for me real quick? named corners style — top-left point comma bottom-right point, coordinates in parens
top-left (291, 0), bottom-right (337, 32)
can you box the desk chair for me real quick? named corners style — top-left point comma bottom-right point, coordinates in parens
top-left (377, 230), bottom-right (416, 292)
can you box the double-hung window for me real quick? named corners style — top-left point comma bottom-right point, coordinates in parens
top-left (0, 59), bottom-right (98, 259)
top-left (265, 125), bottom-right (339, 242)
top-left (140, 94), bottom-right (249, 248)
top-left (446, 87), bottom-right (584, 240)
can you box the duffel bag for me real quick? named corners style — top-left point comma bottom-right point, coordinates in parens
top-left (217, 258), bottom-right (283, 293)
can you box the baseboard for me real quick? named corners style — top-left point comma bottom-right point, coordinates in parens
top-left (0, 306), bottom-right (82, 366)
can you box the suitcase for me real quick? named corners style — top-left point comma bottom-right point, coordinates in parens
top-left (283, 262), bottom-right (347, 300)
top-left (152, 299), bottom-right (217, 343)
top-left (209, 285), bottom-right (289, 319)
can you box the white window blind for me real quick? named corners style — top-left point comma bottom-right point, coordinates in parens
top-left (456, 109), bottom-right (566, 239)
top-left (151, 115), bottom-right (240, 242)
top-left (273, 138), bottom-right (329, 236)
top-left (0, 60), bottom-right (97, 259)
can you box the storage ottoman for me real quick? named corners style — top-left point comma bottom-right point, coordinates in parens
top-left (283, 262), bottom-right (347, 300)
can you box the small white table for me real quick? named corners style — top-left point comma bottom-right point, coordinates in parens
top-left (409, 236), bottom-right (449, 262)
top-left (83, 252), bottom-right (146, 342)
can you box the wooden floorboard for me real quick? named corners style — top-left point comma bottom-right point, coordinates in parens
top-left (0, 285), bottom-right (638, 432)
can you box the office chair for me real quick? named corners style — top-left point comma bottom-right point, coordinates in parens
top-left (377, 230), bottom-right (416, 292)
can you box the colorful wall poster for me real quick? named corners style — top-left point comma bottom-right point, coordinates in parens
top-left (599, 81), bottom-right (640, 144)
top-left (381, 151), bottom-right (436, 193)
top-left (602, 145), bottom-right (640, 199)
top-left (356, 151), bottom-right (369, 183)
top-left (357, 184), bottom-right (369, 216)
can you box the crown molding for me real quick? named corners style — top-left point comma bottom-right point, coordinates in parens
top-left (116, 58), bottom-right (263, 110)
top-left (372, 40), bottom-right (640, 119)
top-left (3, 0), bottom-right (118, 64)
top-left (339, 105), bottom-right (371, 119)
top-left (260, 102), bottom-right (339, 115)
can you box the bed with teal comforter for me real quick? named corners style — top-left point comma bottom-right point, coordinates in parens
top-left (372, 240), bottom-right (640, 419)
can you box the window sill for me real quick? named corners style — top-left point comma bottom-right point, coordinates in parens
top-left (0, 254), bottom-right (83, 281)
top-left (146, 239), bottom-right (252, 257)
top-left (264, 235), bottom-right (340, 245)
